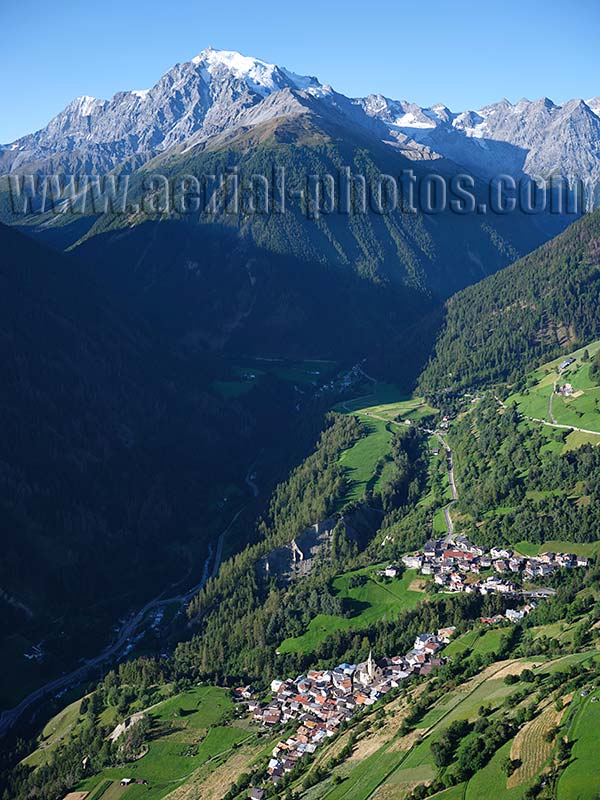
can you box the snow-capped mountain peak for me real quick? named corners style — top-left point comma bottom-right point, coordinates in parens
top-left (192, 47), bottom-right (282, 95)
top-left (191, 47), bottom-right (321, 97)
top-left (69, 95), bottom-right (103, 117)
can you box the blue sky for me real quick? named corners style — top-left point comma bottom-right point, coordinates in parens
top-left (1, 0), bottom-right (598, 143)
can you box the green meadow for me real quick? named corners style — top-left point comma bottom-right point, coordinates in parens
top-left (337, 417), bottom-right (396, 504)
top-left (513, 540), bottom-right (600, 557)
top-left (278, 566), bottom-right (424, 654)
top-left (335, 386), bottom-right (437, 507)
top-left (78, 686), bottom-right (250, 800)
top-left (507, 339), bottom-right (600, 443)
top-left (465, 740), bottom-right (523, 800)
top-left (442, 627), bottom-right (506, 659)
top-left (557, 688), bottom-right (600, 799)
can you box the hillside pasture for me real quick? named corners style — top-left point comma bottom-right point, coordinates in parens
top-left (506, 339), bottom-right (600, 443)
top-left (278, 567), bottom-right (423, 654)
top-left (557, 689), bottom-right (600, 800)
top-left (337, 417), bottom-right (395, 504)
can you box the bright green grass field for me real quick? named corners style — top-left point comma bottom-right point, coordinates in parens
top-left (442, 627), bottom-right (506, 659)
top-left (337, 417), bottom-right (395, 504)
top-left (507, 339), bottom-right (600, 440)
top-left (433, 506), bottom-right (449, 533)
top-left (465, 740), bottom-right (523, 800)
top-left (530, 621), bottom-right (574, 644)
top-left (557, 688), bottom-right (600, 800)
top-left (150, 685), bottom-right (232, 727)
top-left (78, 686), bottom-right (248, 800)
top-left (507, 384), bottom-right (553, 422)
top-left (513, 540), bottom-right (600, 557)
top-left (430, 785), bottom-right (468, 800)
top-left (319, 744), bottom-right (404, 800)
top-left (278, 567), bottom-right (424, 654)
top-left (358, 396), bottom-right (437, 423)
top-left (22, 695), bottom-right (84, 767)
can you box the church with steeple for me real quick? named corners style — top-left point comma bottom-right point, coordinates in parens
top-left (354, 649), bottom-right (383, 687)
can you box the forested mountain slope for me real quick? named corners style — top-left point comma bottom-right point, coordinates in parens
top-left (419, 208), bottom-right (600, 395)
top-left (0, 223), bottom-right (291, 675)
top-left (71, 106), bottom-right (557, 301)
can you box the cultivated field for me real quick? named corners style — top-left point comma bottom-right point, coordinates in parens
top-left (508, 700), bottom-right (565, 787)
top-left (77, 686), bottom-right (251, 800)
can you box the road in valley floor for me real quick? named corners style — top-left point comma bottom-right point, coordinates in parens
top-left (0, 490), bottom-right (253, 737)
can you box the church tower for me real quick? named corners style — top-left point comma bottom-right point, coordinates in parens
top-left (367, 648), bottom-right (375, 680)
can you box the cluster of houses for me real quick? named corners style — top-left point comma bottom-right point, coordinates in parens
top-left (480, 602), bottom-right (537, 625)
top-left (400, 535), bottom-right (588, 595)
top-left (241, 534), bottom-right (589, 796)
top-left (245, 629), bottom-right (455, 788)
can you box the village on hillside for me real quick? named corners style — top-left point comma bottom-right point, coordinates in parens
top-left (401, 534), bottom-right (587, 596)
top-left (240, 533), bottom-right (590, 793)
top-left (243, 625), bottom-right (455, 791)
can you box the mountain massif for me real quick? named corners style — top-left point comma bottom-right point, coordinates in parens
top-left (1, 48), bottom-right (599, 199)
top-left (0, 49), bottom-right (592, 685)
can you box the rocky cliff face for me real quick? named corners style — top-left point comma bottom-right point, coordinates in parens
top-left (357, 93), bottom-right (600, 195)
top-left (0, 48), bottom-right (325, 175)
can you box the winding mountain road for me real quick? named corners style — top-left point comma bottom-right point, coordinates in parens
top-left (0, 502), bottom-right (245, 738)
top-left (427, 430), bottom-right (458, 536)
top-left (495, 394), bottom-right (600, 438)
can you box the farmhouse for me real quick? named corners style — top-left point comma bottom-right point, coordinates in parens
top-left (559, 358), bottom-right (575, 371)
top-left (402, 554), bottom-right (424, 570)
